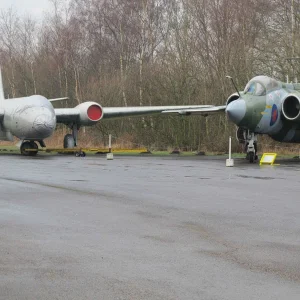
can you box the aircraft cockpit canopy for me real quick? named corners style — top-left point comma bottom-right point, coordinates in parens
top-left (244, 76), bottom-right (279, 96)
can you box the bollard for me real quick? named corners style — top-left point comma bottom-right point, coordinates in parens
top-left (108, 134), bottom-right (112, 153)
top-left (226, 136), bottom-right (234, 167)
top-left (106, 152), bottom-right (114, 160)
top-left (107, 134), bottom-right (113, 160)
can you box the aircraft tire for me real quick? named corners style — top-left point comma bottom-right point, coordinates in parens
top-left (29, 142), bottom-right (38, 156)
top-left (20, 141), bottom-right (38, 156)
top-left (249, 152), bottom-right (254, 163)
top-left (64, 134), bottom-right (75, 148)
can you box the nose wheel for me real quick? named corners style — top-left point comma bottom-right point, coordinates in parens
top-left (20, 141), bottom-right (38, 156)
top-left (244, 131), bottom-right (258, 163)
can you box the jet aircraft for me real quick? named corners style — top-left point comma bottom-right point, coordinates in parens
top-left (165, 75), bottom-right (300, 162)
top-left (0, 70), bottom-right (218, 156)
top-left (1, 69), bottom-right (297, 161)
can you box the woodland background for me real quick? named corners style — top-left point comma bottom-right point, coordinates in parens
top-left (0, 0), bottom-right (299, 152)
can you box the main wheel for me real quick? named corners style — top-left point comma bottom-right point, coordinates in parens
top-left (63, 134), bottom-right (75, 148)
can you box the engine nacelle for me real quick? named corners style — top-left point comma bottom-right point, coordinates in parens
top-left (226, 93), bottom-right (240, 106)
top-left (282, 94), bottom-right (300, 122)
top-left (75, 101), bottom-right (103, 126)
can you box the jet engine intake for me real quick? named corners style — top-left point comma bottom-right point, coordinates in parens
top-left (282, 95), bottom-right (300, 121)
top-left (226, 93), bottom-right (240, 106)
top-left (75, 102), bottom-right (103, 125)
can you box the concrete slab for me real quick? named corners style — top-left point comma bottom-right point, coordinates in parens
top-left (0, 155), bottom-right (300, 299)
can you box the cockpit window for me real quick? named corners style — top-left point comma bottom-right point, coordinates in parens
top-left (244, 82), bottom-right (256, 94)
top-left (265, 78), bottom-right (279, 91)
top-left (250, 76), bottom-right (280, 91)
top-left (255, 82), bottom-right (265, 96)
top-left (244, 82), bottom-right (266, 96)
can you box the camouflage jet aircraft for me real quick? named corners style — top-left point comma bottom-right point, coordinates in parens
top-left (164, 75), bottom-right (300, 163)
top-left (0, 70), bottom-right (216, 156)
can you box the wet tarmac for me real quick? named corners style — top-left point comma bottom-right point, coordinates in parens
top-left (1, 154), bottom-right (300, 300)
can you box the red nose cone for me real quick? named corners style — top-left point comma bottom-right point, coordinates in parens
top-left (87, 105), bottom-right (102, 121)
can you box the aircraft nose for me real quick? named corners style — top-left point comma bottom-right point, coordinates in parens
top-left (33, 108), bottom-right (56, 137)
top-left (226, 99), bottom-right (246, 125)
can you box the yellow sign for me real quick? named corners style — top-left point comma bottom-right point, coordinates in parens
top-left (259, 153), bottom-right (277, 165)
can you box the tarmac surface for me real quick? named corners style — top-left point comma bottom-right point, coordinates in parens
top-left (1, 154), bottom-right (300, 300)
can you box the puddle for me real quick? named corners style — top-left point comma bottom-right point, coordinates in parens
top-left (237, 175), bottom-right (275, 180)
top-left (70, 179), bottom-right (87, 182)
top-left (184, 176), bottom-right (210, 179)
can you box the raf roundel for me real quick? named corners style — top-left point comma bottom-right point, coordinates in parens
top-left (270, 104), bottom-right (278, 126)
top-left (87, 105), bottom-right (103, 121)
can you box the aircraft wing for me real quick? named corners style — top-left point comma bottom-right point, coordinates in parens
top-left (161, 105), bottom-right (226, 116)
top-left (55, 108), bottom-right (82, 124)
top-left (55, 104), bottom-right (220, 124)
top-left (101, 105), bottom-right (215, 119)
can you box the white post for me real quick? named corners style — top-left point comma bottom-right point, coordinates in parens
top-left (108, 134), bottom-right (112, 153)
top-left (107, 134), bottom-right (114, 160)
top-left (226, 136), bottom-right (234, 167)
top-left (229, 136), bottom-right (232, 160)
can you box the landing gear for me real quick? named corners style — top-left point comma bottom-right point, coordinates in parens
top-left (236, 128), bottom-right (258, 163)
top-left (63, 124), bottom-right (79, 149)
top-left (63, 134), bottom-right (75, 148)
top-left (244, 131), bottom-right (258, 163)
top-left (63, 124), bottom-right (85, 157)
top-left (248, 151), bottom-right (255, 163)
top-left (20, 141), bottom-right (38, 156)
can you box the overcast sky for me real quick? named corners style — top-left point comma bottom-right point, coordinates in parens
top-left (0, 0), bottom-right (52, 20)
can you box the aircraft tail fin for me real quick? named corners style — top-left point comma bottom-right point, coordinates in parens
top-left (0, 69), bottom-right (5, 104)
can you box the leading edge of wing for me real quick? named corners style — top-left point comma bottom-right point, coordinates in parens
top-left (161, 105), bottom-right (226, 116)
top-left (101, 105), bottom-right (214, 119)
